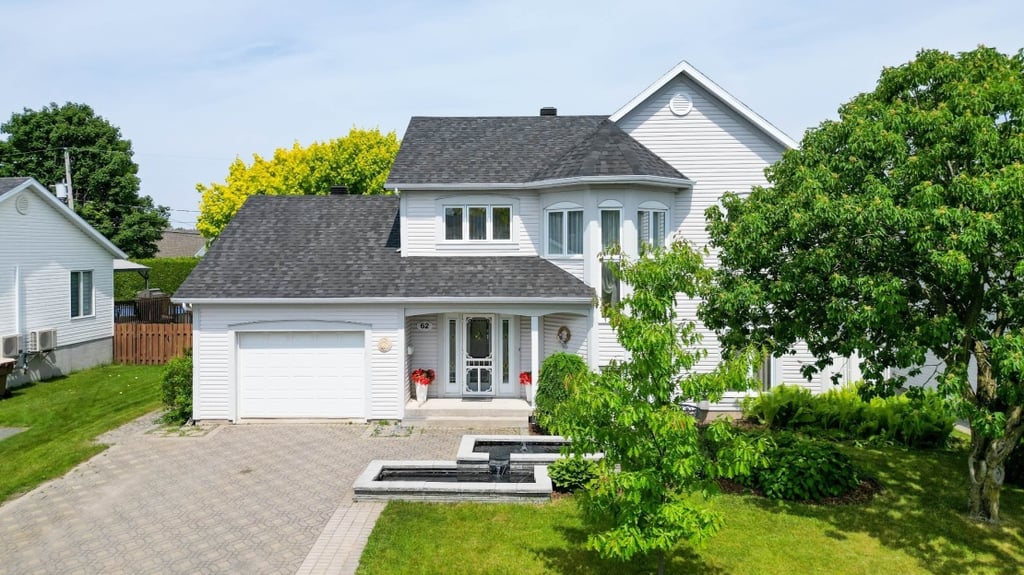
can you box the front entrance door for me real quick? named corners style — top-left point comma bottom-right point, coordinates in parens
top-left (464, 315), bottom-right (494, 396)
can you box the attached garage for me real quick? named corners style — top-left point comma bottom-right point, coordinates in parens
top-left (237, 331), bottom-right (366, 419)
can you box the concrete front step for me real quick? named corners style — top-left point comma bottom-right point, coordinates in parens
top-left (403, 415), bottom-right (530, 429)
top-left (403, 398), bottom-right (533, 428)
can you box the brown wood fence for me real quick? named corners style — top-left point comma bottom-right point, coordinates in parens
top-left (114, 323), bottom-right (192, 365)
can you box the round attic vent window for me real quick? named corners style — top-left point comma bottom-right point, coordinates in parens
top-left (669, 92), bottom-right (693, 117)
top-left (15, 193), bottom-right (30, 215)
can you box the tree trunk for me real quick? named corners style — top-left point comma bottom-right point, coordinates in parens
top-left (967, 432), bottom-right (1011, 522)
top-left (657, 551), bottom-right (666, 575)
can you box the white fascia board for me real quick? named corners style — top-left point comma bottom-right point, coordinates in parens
top-left (388, 174), bottom-right (694, 192)
top-left (609, 60), bottom-right (799, 150)
top-left (1, 177), bottom-right (128, 259)
top-left (173, 296), bottom-right (595, 305)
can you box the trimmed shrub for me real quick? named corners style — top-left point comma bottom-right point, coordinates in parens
top-left (534, 352), bottom-right (590, 432)
top-left (115, 257), bottom-right (201, 300)
top-left (746, 434), bottom-right (861, 501)
top-left (160, 350), bottom-right (193, 424)
top-left (547, 456), bottom-right (597, 493)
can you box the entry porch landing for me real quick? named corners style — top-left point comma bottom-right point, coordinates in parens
top-left (403, 398), bottom-right (533, 428)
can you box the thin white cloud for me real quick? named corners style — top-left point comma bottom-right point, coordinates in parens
top-left (0, 0), bottom-right (1020, 224)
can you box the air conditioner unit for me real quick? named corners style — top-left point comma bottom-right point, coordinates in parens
top-left (1, 334), bottom-right (19, 358)
top-left (28, 329), bottom-right (57, 353)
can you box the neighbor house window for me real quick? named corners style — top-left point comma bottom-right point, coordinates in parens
top-left (600, 209), bottom-right (621, 311)
top-left (638, 208), bottom-right (667, 248)
top-left (70, 270), bottom-right (93, 318)
top-left (443, 204), bottom-right (513, 241)
top-left (547, 208), bottom-right (583, 256)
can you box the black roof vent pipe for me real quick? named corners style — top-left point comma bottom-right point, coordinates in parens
top-left (540, 107), bottom-right (557, 116)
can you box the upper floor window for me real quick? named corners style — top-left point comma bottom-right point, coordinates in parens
top-left (638, 202), bottom-right (668, 248)
top-left (599, 207), bottom-right (621, 310)
top-left (638, 209), bottom-right (666, 247)
top-left (70, 270), bottom-right (94, 318)
top-left (546, 205), bottom-right (583, 256)
top-left (444, 205), bottom-right (512, 241)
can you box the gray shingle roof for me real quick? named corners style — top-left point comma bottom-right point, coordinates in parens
top-left (386, 116), bottom-right (685, 186)
top-left (175, 195), bottom-right (594, 301)
top-left (156, 229), bottom-right (206, 258)
top-left (0, 177), bottom-right (30, 197)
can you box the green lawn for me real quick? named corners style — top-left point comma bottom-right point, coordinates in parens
top-left (358, 446), bottom-right (1024, 575)
top-left (0, 364), bottom-right (163, 503)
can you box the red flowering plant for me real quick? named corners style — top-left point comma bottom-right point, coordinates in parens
top-left (519, 371), bottom-right (532, 385)
top-left (411, 368), bottom-right (435, 386)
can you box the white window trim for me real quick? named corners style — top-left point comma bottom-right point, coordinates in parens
top-left (438, 200), bottom-right (516, 244)
top-left (544, 202), bottom-right (584, 258)
top-left (599, 208), bottom-right (623, 318)
top-left (637, 205), bottom-right (669, 248)
top-left (70, 270), bottom-right (95, 319)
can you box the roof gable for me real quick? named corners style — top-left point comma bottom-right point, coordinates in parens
top-left (386, 116), bottom-right (687, 187)
top-left (0, 176), bottom-right (127, 258)
top-left (609, 60), bottom-right (798, 150)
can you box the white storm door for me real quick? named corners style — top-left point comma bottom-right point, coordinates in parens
top-left (463, 315), bottom-right (494, 396)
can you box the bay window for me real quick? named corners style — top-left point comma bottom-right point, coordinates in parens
top-left (638, 207), bottom-right (668, 248)
top-left (546, 208), bottom-right (583, 256)
top-left (600, 208), bottom-right (621, 310)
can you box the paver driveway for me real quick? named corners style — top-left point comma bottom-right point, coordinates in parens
top-left (0, 415), bottom-right (480, 574)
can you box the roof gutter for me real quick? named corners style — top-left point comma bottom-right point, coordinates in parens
top-left (173, 296), bottom-right (595, 305)
top-left (386, 174), bottom-right (694, 192)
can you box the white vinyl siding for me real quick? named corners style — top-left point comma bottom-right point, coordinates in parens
top-left (0, 189), bottom-right (115, 347)
top-left (542, 313), bottom-right (589, 360)
top-left (407, 315), bottom-right (440, 397)
top-left (191, 304), bottom-right (403, 421)
top-left (617, 74), bottom-right (826, 392)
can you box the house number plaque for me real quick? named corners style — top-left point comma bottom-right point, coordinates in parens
top-left (377, 337), bottom-right (392, 353)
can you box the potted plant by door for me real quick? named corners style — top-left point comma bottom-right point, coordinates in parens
top-left (411, 369), bottom-right (435, 405)
top-left (519, 371), bottom-right (533, 405)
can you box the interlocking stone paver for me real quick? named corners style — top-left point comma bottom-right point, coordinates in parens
top-left (0, 413), bottom-right (496, 574)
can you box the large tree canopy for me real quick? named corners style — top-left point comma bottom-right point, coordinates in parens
top-left (0, 102), bottom-right (169, 258)
top-left (196, 126), bottom-right (399, 239)
top-left (702, 46), bottom-right (1024, 522)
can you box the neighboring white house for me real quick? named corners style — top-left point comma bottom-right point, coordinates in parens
top-left (176, 61), bottom-right (843, 424)
top-left (0, 177), bottom-right (128, 386)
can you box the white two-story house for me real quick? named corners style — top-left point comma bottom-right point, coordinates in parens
top-left (177, 61), bottom-right (841, 424)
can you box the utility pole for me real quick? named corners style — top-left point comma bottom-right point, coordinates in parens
top-left (63, 147), bottom-right (74, 210)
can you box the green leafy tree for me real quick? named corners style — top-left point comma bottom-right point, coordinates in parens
top-left (196, 126), bottom-right (399, 239)
top-left (702, 46), bottom-right (1024, 522)
top-left (0, 102), bottom-right (169, 258)
top-left (552, 241), bottom-right (768, 574)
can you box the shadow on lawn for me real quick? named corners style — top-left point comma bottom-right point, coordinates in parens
top-left (538, 524), bottom-right (726, 575)
top-left (749, 446), bottom-right (1024, 575)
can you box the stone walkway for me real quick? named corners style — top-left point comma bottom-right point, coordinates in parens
top-left (0, 415), bottom-right (507, 574)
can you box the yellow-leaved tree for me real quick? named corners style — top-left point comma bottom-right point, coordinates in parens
top-left (196, 126), bottom-right (399, 239)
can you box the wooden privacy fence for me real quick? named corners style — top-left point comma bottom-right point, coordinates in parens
top-left (114, 323), bottom-right (192, 365)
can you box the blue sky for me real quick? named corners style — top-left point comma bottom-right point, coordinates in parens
top-left (1, 0), bottom-right (1021, 228)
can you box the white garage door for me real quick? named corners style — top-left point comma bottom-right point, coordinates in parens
top-left (237, 331), bottom-right (365, 418)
